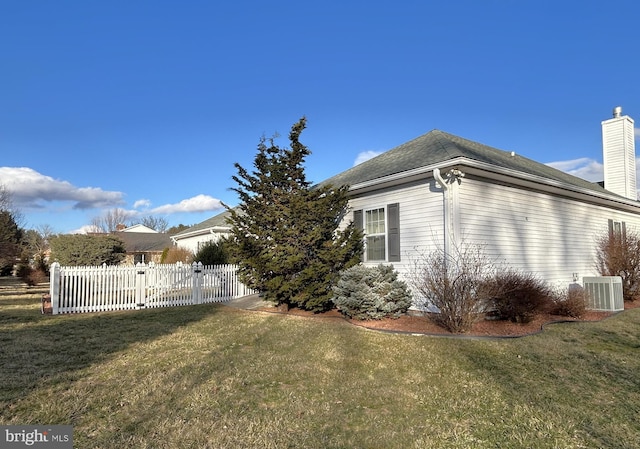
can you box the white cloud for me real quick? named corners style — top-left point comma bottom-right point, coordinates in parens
top-left (69, 224), bottom-right (99, 235)
top-left (546, 157), bottom-right (604, 182)
top-left (133, 199), bottom-right (151, 209)
top-left (0, 167), bottom-right (124, 210)
top-left (148, 194), bottom-right (223, 214)
top-left (547, 157), bottom-right (640, 199)
top-left (354, 150), bottom-right (383, 166)
top-left (635, 127), bottom-right (640, 139)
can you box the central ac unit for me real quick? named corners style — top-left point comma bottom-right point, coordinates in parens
top-left (582, 276), bottom-right (624, 312)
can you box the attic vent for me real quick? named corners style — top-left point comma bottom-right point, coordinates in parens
top-left (582, 276), bottom-right (624, 312)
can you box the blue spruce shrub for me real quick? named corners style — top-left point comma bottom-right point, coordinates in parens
top-left (332, 264), bottom-right (413, 320)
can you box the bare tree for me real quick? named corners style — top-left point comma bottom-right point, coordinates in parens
top-left (36, 224), bottom-right (55, 241)
top-left (0, 184), bottom-right (10, 210)
top-left (90, 208), bottom-right (132, 233)
top-left (23, 224), bottom-right (55, 261)
top-left (0, 184), bottom-right (24, 227)
top-left (140, 215), bottom-right (169, 233)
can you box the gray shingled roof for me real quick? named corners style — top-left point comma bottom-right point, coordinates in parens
top-left (321, 129), bottom-right (609, 195)
top-left (176, 130), bottom-right (619, 237)
top-left (115, 232), bottom-right (173, 252)
top-left (173, 209), bottom-right (234, 237)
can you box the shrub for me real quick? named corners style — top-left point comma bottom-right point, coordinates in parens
top-left (15, 263), bottom-right (31, 280)
top-left (16, 265), bottom-right (48, 286)
top-left (50, 234), bottom-right (126, 266)
top-left (26, 269), bottom-right (48, 286)
top-left (193, 239), bottom-right (229, 265)
top-left (32, 253), bottom-right (49, 276)
top-left (161, 246), bottom-right (193, 264)
top-left (595, 228), bottom-right (640, 302)
top-left (550, 286), bottom-right (587, 318)
top-left (408, 243), bottom-right (495, 333)
top-left (332, 264), bottom-right (412, 320)
top-left (482, 269), bottom-right (552, 323)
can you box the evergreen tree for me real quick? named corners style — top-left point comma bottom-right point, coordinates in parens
top-left (193, 239), bottom-right (229, 265)
top-left (0, 210), bottom-right (23, 275)
top-left (226, 117), bottom-right (363, 311)
top-left (50, 234), bottom-right (126, 266)
top-left (167, 224), bottom-right (190, 235)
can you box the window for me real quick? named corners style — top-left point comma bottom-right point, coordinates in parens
top-left (366, 208), bottom-right (386, 261)
top-left (609, 219), bottom-right (626, 241)
top-left (353, 203), bottom-right (400, 262)
top-left (613, 221), bottom-right (622, 236)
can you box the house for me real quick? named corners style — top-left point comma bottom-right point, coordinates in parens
top-left (114, 229), bottom-right (174, 265)
top-left (174, 107), bottom-right (637, 291)
top-left (117, 223), bottom-right (159, 233)
top-left (171, 209), bottom-right (234, 253)
top-left (321, 107), bottom-right (638, 288)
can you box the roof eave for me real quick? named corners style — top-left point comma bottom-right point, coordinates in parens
top-left (347, 157), bottom-right (640, 213)
top-left (171, 226), bottom-right (231, 241)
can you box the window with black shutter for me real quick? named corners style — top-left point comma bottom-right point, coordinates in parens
top-left (353, 203), bottom-right (400, 262)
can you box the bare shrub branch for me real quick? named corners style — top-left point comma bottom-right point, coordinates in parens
top-left (408, 242), bottom-right (496, 333)
top-left (550, 285), bottom-right (587, 318)
top-left (595, 228), bottom-right (640, 302)
top-left (481, 269), bottom-right (552, 323)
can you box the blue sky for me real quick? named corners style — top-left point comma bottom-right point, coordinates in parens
top-left (1, 0), bottom-right (639, 234)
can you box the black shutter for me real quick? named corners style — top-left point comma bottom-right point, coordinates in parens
top-left (608, 219), bottom-right (614, 238)
top-left (353, 209), bottom-right (363, 231)
top-left (353, 210), bottom-right (364, 261)
top-left (387, 203), bottom-right (400, 262)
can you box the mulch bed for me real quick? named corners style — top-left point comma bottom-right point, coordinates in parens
top-left (257, 301), bottom-right (640, 338)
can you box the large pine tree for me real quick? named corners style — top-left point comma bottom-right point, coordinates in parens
top-left (0, 210), bottom-right (23, 275)
top-left (226, 117), bottom-right (363, 311)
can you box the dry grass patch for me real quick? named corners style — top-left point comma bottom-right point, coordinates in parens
top-left (2, 280), bottom-right (640, 448)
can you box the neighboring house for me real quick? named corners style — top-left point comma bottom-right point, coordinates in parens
top-left (321, 107), bottom-right (639, 288)
top-left (114, 231), bottom-right (174, 265)
top-left (118, 224), bottom-right (159, 233)
top-left (171, 209), bottom-right (234, 253)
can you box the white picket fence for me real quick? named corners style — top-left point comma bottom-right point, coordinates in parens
top-left (48, 262), bottom-right (256, 315)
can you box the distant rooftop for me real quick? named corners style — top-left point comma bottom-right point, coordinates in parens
top-left (173, 208), bottom-right (235, 237)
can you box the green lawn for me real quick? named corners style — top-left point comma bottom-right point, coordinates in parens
top-left (1, 285), bottom-right (639, 448)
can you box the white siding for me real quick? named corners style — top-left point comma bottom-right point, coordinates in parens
top-left (346, 178), bottom-right (444, 275)
top-left (174, 232), bottom-right (229, 254)
top-left (458, 176), bottom-right (640, 285)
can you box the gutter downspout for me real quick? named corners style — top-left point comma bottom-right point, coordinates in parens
top-left (433, 168), bottom-right (452, 259)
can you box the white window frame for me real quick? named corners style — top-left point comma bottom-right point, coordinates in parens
top-left (364, 206), bottom-right (387, 262)
top-left (613, 221), bottom-right (622, 236)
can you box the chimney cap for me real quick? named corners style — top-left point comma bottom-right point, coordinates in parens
top-left (613, 106), bottom-right (622, 118)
